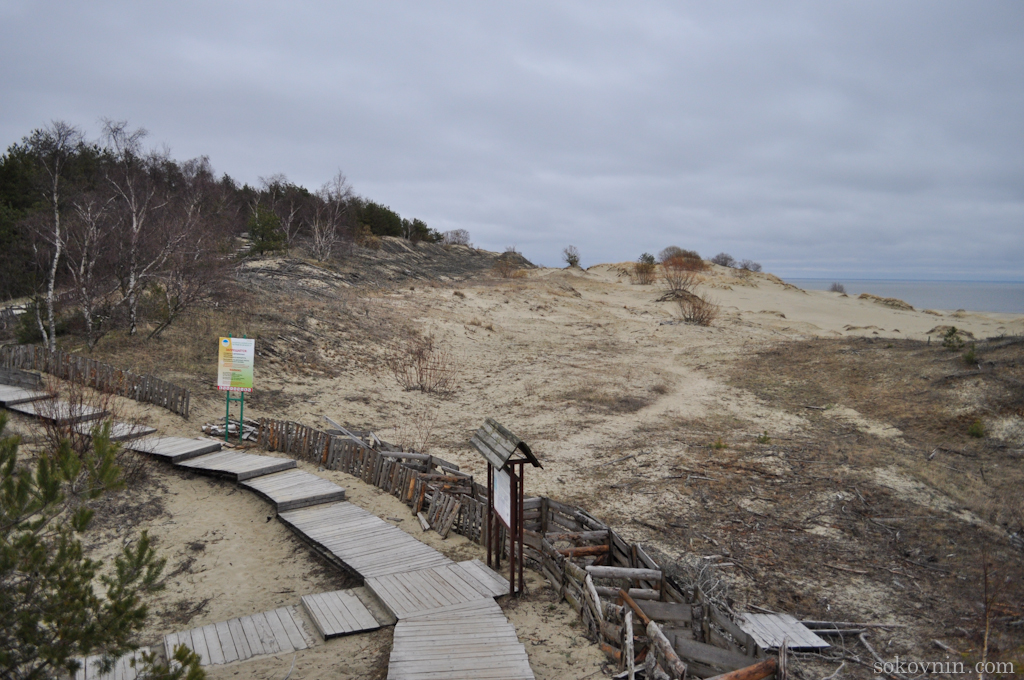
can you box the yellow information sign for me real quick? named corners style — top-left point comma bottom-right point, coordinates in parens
top-left (217, 337), bottom-right (255, 392)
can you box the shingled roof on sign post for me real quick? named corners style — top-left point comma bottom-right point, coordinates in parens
top-left (470, 418), bottom-right (542, 469)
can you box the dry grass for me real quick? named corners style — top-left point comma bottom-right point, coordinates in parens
top-left (559, 385), bottom-right (651, 414)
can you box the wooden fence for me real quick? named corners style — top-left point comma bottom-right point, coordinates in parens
top-left (0, 345), bottom-right (191, 418)
top-left (256, 417), bottom-right (766, 679)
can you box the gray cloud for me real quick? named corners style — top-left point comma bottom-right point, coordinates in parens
top-left (2, 1), bottom-right (1022, 278)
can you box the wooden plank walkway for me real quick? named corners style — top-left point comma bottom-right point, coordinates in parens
top-left (124, 436), bottom-right (222, 463)
top-left (72, 420), bottom-right (157, 442)
top-left (164, 606), bottom-right (312, 666)
top-left (241, 469), bottom-right (346, 511)
top-left (365, 560), bottom-right (510, 620)
top-left (8, 399), bottom-right (108, 424)
top-left (387, 599), bottom-right (534, 680)
top-left (177, 450), bottom-right (296, 481)
top-left (72, 647), bottom-right (151, 680)
top-left (0, 384), bottom-right (50, 406)
top-left (301, 589), bottom-right (382, 639)
top-left (278, 502), bottom-right (452, 578)
top-left (738, 613), bottom-right (830, 651)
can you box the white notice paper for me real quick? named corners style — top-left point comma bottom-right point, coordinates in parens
top-left (492, 468), bottom-right (511, 528)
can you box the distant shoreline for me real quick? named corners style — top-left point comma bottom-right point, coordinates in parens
top-left (787, 278), bottom-right (1024, 314)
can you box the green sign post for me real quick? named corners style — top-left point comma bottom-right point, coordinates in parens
top-left (217, 335), bottom-right (255, 442)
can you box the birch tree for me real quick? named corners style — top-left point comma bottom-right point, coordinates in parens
top-left (66, 191), bottom-right (116, 348)
top-left (25, 121), bottom-right (83, 350)
top-left (102, 120), bottom-right (180, 336)
top-left (309, 171), bottom-right (353, 261)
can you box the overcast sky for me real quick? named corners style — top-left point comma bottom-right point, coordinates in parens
top-left (2, 2), bottom-right (1022, 279)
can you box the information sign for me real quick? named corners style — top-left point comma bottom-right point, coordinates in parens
top-left (217, 337), bottom-right (255, 392)
top-left (492, 468), bottom-right (511, 528)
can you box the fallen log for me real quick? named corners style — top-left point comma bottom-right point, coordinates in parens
top-left (558, 545), bottom-right (609, 557)
top-left (647, 619), bottom-right (687, 679)
top-left (588, 566), bottom-right (662, 581)
top-left (596, 586), bottom-right (660, 600)
top-left (618, 589), bottom-right (652, 627)
top-left (546, 529), bottom-right (609, 542)
top-left (706, 657), bottom-right (778, 680)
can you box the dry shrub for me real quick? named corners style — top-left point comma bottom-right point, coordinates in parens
top-left (384, 334), bottom-right (460, 394)
top-left (661, 262), bottom-right (699, 296)
top-left (677, 292), bottom-right (719, 326)
top-left (663, 254), bottom-right (707, 272)
top-left (390, 404), bottom-right (441, 453)
top-left (631, 261), bottom-right (657, 285)
top-left (493, 255), bottom-right (520, 279)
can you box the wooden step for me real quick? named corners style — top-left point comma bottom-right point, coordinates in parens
top-left (0, 384), bottom-right (50, 406)
top-left (124, 436), bottom-right (222, 463)
top-left (301, 588), bottom-right (384, 640)
top-left (241, 469), bottom-right (345, 512)
top-left (176, 451), bottom-right (296, 481)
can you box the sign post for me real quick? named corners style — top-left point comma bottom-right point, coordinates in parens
top-left (217, 335), bottom-right (254, 442)
top-left (470, 418), bottom-right (542, 596)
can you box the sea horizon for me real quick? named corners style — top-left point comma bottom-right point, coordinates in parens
top-left (788, 278), bottom-right (1024, 314)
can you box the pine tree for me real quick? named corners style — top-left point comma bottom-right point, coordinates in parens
top-left (0, 414), bottom-right (203, 679)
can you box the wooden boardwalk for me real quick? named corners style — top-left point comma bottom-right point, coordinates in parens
top-left (366, 560), bottom-right (509, 620)
top-left (7, 399), bottom-right (108, 424)
top-left (125, 436), bottom-right (222, 463)
top-left (387, 599), bottom-right (534, 680)
top-left (0, 384), bottom-right (49, 406)
top-left (73, 420), bottom-right (157, 441)
top-left (1, 383), bottom-right (535, 679)
top-left (72, 647), bottom-right (151, 680)
top-left (164, 606), bottom-right (312, 666)
top-left (301, 589), bottom-right (382, 639)
top-left (177, 450), bottom-right (296, 481)
top-left (278, 502), bottom-right (452, 578)
top-left (241, 469), bottom-right (346, 511)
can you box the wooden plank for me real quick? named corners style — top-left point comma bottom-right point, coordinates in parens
top-left (239, 614), bottom-right (266, 657)
top-left (274, 607), bottom-right (309, 650)
top-left (250, 612), bottom-right (282, 655)
top-left (214, 621), bottom-right (238, 664)
top-left (738, 613), bottom-right (829, 650)
top-left (187, 626), bottom-right (209, 665)
top-left (200, 623), bottom-right (225, 665)
top-left (227, 617), bottom-right (253, 660)
top-left (262, 608), bottom-right (294, 652)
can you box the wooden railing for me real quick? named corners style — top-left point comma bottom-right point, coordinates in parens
top-left (0, 345), bottom-right (190, 418)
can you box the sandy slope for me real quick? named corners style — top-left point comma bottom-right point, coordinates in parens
top-left (17, 261), bottom-right (1019, 679)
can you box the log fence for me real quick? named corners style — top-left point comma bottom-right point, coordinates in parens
top-left (0, 345), bottom-right (190, 417)
top-left (257, 417), bottom-right (768, 679)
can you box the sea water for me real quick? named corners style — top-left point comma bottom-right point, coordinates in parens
top-left (789, 279), bottom-right (1024, 314)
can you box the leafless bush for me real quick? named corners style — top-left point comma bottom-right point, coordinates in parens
top-left (677, 292), bottom-right (719, 326)
top-left (493, 249), bottom-right (522, 278)
top-left (36, 378), bottom-right (148, 485)
top-left (659, 246), bottom-right (699, 263)
top-left (661, 261), bottom-right (699, 295)
top-left (829, 282), bottom-right (846, 294)
top-left (390, 404), bottom-right (441, 453)
top-left (710, 252), bottom-right (735, 267)
top-left (562, 245), bottom-right (580, 268)
top-left (442, 229), bottom-right (471, 246)
top-left (384, 334), bottom-right (460, 394)
top-left (738, 259), bottom-right (762, 272)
